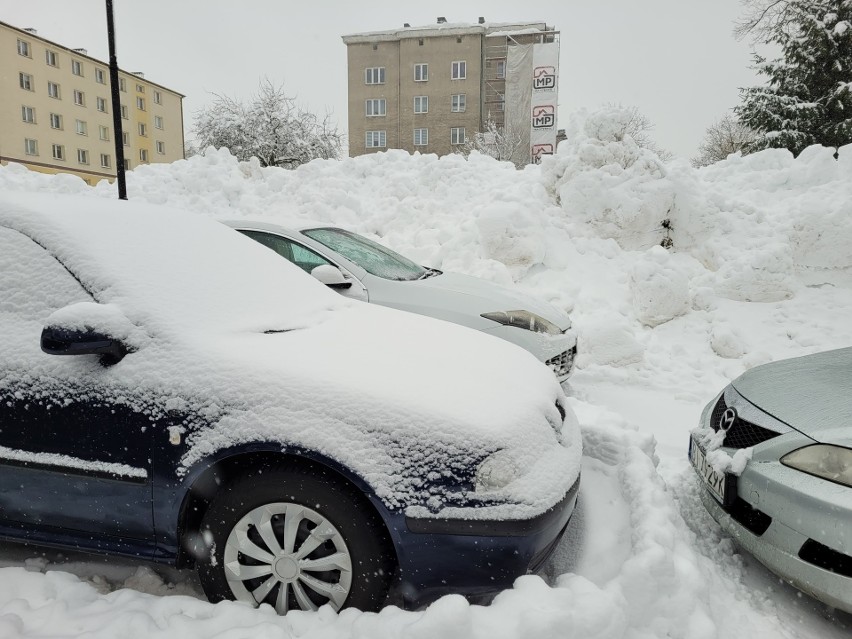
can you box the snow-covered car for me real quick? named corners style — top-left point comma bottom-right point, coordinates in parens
top-left (689, 348), bottom-right (852, 613)
top-left (224, 221), bottom-right (577, 381)
top-left (0, 192), bottom-right (582, 614)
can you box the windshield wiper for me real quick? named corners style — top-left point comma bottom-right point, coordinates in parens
top-left (418, 267), bottom-right (442, 280)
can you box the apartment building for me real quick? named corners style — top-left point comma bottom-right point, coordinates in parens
top-left (342, 17), bottom-right (558, 162)
top-left (1, 20), bottom-right (184, 185)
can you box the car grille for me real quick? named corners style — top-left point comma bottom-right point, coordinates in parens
top-left (710, 395), bottom-right (781, 449)
top-left (547, 346), bottom-right (576, 377)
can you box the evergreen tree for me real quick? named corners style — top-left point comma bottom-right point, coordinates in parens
top-left (736, 1), bottom-right (852, 155)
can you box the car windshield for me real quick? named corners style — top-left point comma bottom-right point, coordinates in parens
top-left (303, 228), bottom-right (427, 281)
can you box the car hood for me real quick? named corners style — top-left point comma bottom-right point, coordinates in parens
top-left (409, 272), bottom-right (572, 330)
top-left (732, 347), bottom-right (852, 440)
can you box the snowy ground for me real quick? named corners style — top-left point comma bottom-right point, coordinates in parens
top-left (1, 109), bottom-right (851, 638)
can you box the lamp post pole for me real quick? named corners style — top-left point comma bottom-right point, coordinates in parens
top-left (105, 0), bottom-right (127, 199)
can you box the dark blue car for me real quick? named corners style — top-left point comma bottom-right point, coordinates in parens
top-left (0, 192), bottom-right (581, 612)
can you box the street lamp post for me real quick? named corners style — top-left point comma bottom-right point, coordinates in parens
top-left (105, 0), bottom-right (127, 199)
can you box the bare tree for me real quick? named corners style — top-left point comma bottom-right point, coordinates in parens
top-left (462, 116), bottom-right (525, 167)
top-left (692, 114), bottom-right (758, 167)
top-left (734, 0), bottom-right (800, 41)
top-left (193, 79), bottom-right (344, 168)
top-left (600, 103), bottom-right (674, 161)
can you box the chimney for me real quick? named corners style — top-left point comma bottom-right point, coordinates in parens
top-left (133, 71), bottom-right (145, 78)
top-left (478, 17), bottom-right (485, 24)
top-left (24, 27), bottom-right (37, 35)
top-left (437, 17), bottom-right (447, 24)
top-left (73, 48), bottom-right (87, 55)
top-left (403, 22), bottom-right (410, 27)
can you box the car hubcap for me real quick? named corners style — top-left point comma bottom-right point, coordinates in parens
top-left (223, 502), bottom-right (352, 613)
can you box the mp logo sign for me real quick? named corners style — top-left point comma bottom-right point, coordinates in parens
top-left (533, 66), bottom-right (556, 90)
top-left (532, 105), bottom-right (555, 129)
top-left (532, 144), bottom-right (554, 163)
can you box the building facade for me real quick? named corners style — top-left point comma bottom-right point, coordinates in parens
top-left (342, 18), bottom-right (558, 162)
top-left (1, 21), bottom-right (184, 185)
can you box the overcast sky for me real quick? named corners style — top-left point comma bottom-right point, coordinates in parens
top-left (1, 0), bottom-right (763, 159)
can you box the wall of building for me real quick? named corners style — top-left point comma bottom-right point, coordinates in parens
top-left (0, 22), bottom-right (184, 185)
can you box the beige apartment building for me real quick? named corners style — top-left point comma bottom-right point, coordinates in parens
top-left (342, 17), bottom-right (557, 159)
top-left (1, 20), bottom-right (184, 185)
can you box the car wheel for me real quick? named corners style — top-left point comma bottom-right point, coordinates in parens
top-left (196, 465), bottom-right (394, 613)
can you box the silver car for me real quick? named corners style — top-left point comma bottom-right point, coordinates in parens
top-left (689, 347), bottom-right (852, 613)
top-left (224, 220), bottom-right (577, 381)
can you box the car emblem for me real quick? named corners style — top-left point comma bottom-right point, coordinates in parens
top-left (719, 407), bottom-right (737, 432)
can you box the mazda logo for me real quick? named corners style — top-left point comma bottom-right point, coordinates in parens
top-left (719, 407), bottom-right (737, 432)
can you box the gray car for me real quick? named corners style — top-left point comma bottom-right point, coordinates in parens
top-left (689, 347), bottom-right (852, 613)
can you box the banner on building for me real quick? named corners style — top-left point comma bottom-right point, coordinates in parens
top-left (529, 42), bottom-right (559, 164)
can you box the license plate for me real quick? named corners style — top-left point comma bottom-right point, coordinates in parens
top-left (689, 434), bottom-right (732, 506)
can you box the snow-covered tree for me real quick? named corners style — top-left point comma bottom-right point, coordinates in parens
top-left (599, 103), bottom-right (673, 161)
top-left (736, 1), bottom-right (852, 155)
top-left (692, 114), bottom-right (758, 167)
top-left (193, 80), bottom-right (343, 168)
top-left (463, 116), bottom-right (525, 167)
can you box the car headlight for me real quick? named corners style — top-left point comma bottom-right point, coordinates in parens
top-left (481, 310), bottom-right (563, 335)
top-left (475, 450), bottom-right (520, 492)
top-left (781, 444), bottom-right (852, 487)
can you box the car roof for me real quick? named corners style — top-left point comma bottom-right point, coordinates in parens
top-left (221, 219), bottom-right (334, 234)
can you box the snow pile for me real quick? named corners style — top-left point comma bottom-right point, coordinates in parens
top-left (2, 107), bottom-right (852, 637)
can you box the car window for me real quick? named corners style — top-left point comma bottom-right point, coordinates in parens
top-left (0, 226), bottom-right (92, 321)
top-left (239, 230), bottom-right (333, 274)
top-left (303, 228), bottom-right (426, 281)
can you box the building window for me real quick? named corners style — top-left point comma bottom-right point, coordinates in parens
top-left (52, 144), bottom-right (65, 160)
top-left (19, 72), bottom-right (33, 91)
top-left (120, 104), bottom-right (128, 119)
top-left (451, 127), bottom-right (466, 145)
top-left (451, 61), bottom-right (466, 80)
top-left (496, 59), bottom-right (506, 79)
top-left (498, 93), bottom-right (505, 112)
top-left (17, 39), bottom-right (30, 57)
top-left (95, 68), bottom-right (106, 84)
top-left (45, 50), bottom-right (58, 67)
top-left (365, 98), bottom-right (386, 117)
top-left (154, 115), bottom-right (164, 129)
top-left (139, 149), bottom-right (148, 163)
top-left (413, 96), bottom-right (428, 114)
top-left (99, 125), bottom-right (110, 141)
top-left (75, 120), bottom-right (87, 135)
top-left (124, 159), bottom-right (131, 170)
top-left (100, 153), bottom-right (111, 168)
top-left (119, 77), bottom-right (126, 92)
top-left (414, 128), bottom-right (428, 146)
top-left (365, 67), bottom-right (385, 85)
top-left (365, 130), bottom-right (386, 148)
top-left (123, 132), bottom-right (129, 146)
top-left (73, 90), bottom-right (85, 106)
top-left (136, 97), bottom-right (145, 111)
top-left (154, 90), bottom-right (162, 104)
top-left (136, 84), bottom-right (145, 93)
top-left (24, 138), bottom-right (38, 156)
top-left (97, 97), bottom-right (108, 113)
top-left (77, 148), bottom-right (89, 165)
top-left (21, 106), bottom-right (36, 124)
top-left (48, 81), bottom-right (61, 99)
top-left (451, 93), bottom-right (466, 113)
top-left (72, 59), bottom-right (83, 76)
top-left (49, 113), bottom-right (62, 129)
top-left (156, 141), bottom-right (165, 154)
top-left (138, 122), bottom-right (147, 136)
top-left (414, 63), bottom-right (428, 82)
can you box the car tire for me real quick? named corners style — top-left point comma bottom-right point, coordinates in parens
top-left (196, 464), bottom-right (394, 613)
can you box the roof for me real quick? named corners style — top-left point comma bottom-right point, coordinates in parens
top-left (1, 20), bottom-right (185, 98)
top-left (342, 20), bottom-right (549, 44)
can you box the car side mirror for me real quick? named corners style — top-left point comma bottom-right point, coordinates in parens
top-left (311, 264), bottom-right (352, 289)
top-left (41, 302), bottom-right (136, 366)
top-left (41, 326), bottom-right (128, 366)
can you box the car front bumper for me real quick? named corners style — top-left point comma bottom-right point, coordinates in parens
top-left (696, 456), bottom-right (852, 614)
top-left (483, 326), bottom-right (578, 382)
top-left (387, 475), bottom-right (580, 609)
